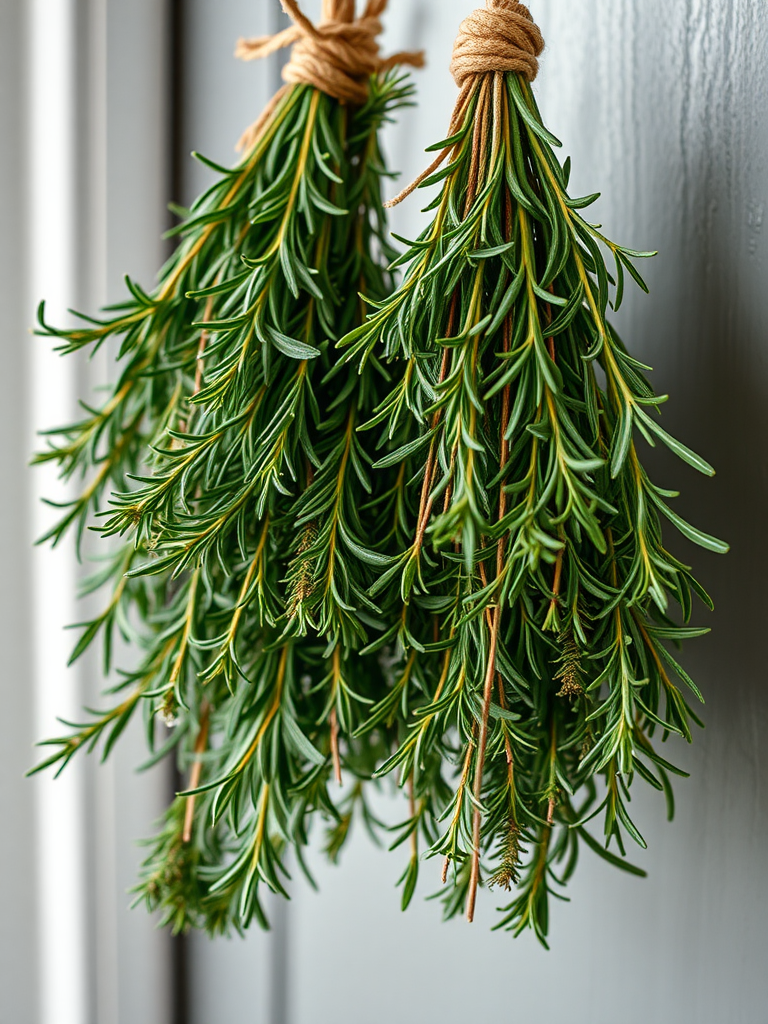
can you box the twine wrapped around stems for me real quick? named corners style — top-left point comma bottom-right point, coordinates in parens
top-left (386, 0), bottom-right (544, 207)
top-left (450, 0), bottom-right (543, 87)
top-left (236, 0), bottom-right (424, 152)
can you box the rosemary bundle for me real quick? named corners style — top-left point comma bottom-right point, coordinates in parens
top-left (33, 0), bottom-right (726, 948)
top-left (32, 0), bottom-right (422, 933)
top-left (339, 0), bottom-right (726, 944)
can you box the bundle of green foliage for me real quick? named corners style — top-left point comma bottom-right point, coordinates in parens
top-left (33, 0), bottom-right (725, 948)
top-left (338, 0), bottom-right (726, 944)
top-left (32, 0), bottom-right (423, 934)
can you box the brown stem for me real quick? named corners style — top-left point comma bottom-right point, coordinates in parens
top-left (545, 716), bottom-right (559, 827)
top-left (546, 326), bottom-right (556, 362)
top-left (463, 76), bottom-right (492, 215)
top-left (466, 607), bottom-right (501, 923)
top-left (465, 178), bottom-right (516, 921)
top-left (493, 194), bottom-right (519, 800)
top-left (442, 477), bottom-right (455, 516)
top-left (183, 701), bottom-right (211, 843)
top-left (416, 87), bottom-right (488, 549)
top-left (386, 79), bottom-right (476, 208)
top-left (547, 797), bottom-right (556, 826)
top-left (497, 676), bottom-right (516, 792)
top-left (408, 774), bottom-right (418, 862)
top-left (443, 730), bottom-right (476, 885)
top-left (330, 706), bottom-right (342, 787)
top-left (193, 296), bottom-right (212, 396)
top-left (548, 547), bottom-right (564, 620)
top-left (329, 646), bottom-right (343, 785)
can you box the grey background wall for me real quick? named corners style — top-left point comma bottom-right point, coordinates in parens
top-left (181, 3), bottom-right (768, 1023)
top-left (2, 1), bottom-right (766, 1023)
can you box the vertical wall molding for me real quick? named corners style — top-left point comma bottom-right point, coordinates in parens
top-left (15, 1), bottom-right (175, 1021)
top-left (27, 2), bottom-right (89, 1020)
top-left (0, 2), bottom-right (39, 1018)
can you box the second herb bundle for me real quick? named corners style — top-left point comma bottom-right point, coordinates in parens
top-left (33, 0), bottom-right (423, 934)
top-left (340, 0), bottom-right (726, 944)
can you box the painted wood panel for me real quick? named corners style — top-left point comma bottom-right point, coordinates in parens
top-left (286, 3), bottom-right (768, 1023)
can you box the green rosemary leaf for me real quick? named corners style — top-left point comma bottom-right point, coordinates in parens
top-left (267, 327), bottom-right (321, 361)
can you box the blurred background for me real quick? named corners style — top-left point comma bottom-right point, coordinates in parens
top-left (2, 1), bottom-right (767, 1022)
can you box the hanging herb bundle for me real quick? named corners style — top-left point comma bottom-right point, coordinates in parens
top-left (339, 0), bottom-right (727, 944)
top-left (31, 0), bottom-right (423, 934)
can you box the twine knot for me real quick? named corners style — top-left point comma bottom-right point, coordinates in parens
top-left (450, 0), bottom-right (544, 87)
top-left (237, 0), bottom-right (424, 108)
top-left (386, 0), bottom-right (545, 208)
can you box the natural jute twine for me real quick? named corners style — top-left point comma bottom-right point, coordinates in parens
top-left (236, 0), bottom-right (424, 152)
top-left (450, 0), bottom-right (543, 88)
top-left (387, 0), bottom-right (544, 207)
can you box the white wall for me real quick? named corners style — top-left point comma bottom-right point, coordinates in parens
top-left (2, 1), bottom-right (173, 1021)
top-left (100, 3), bottom-right (175, 1021)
